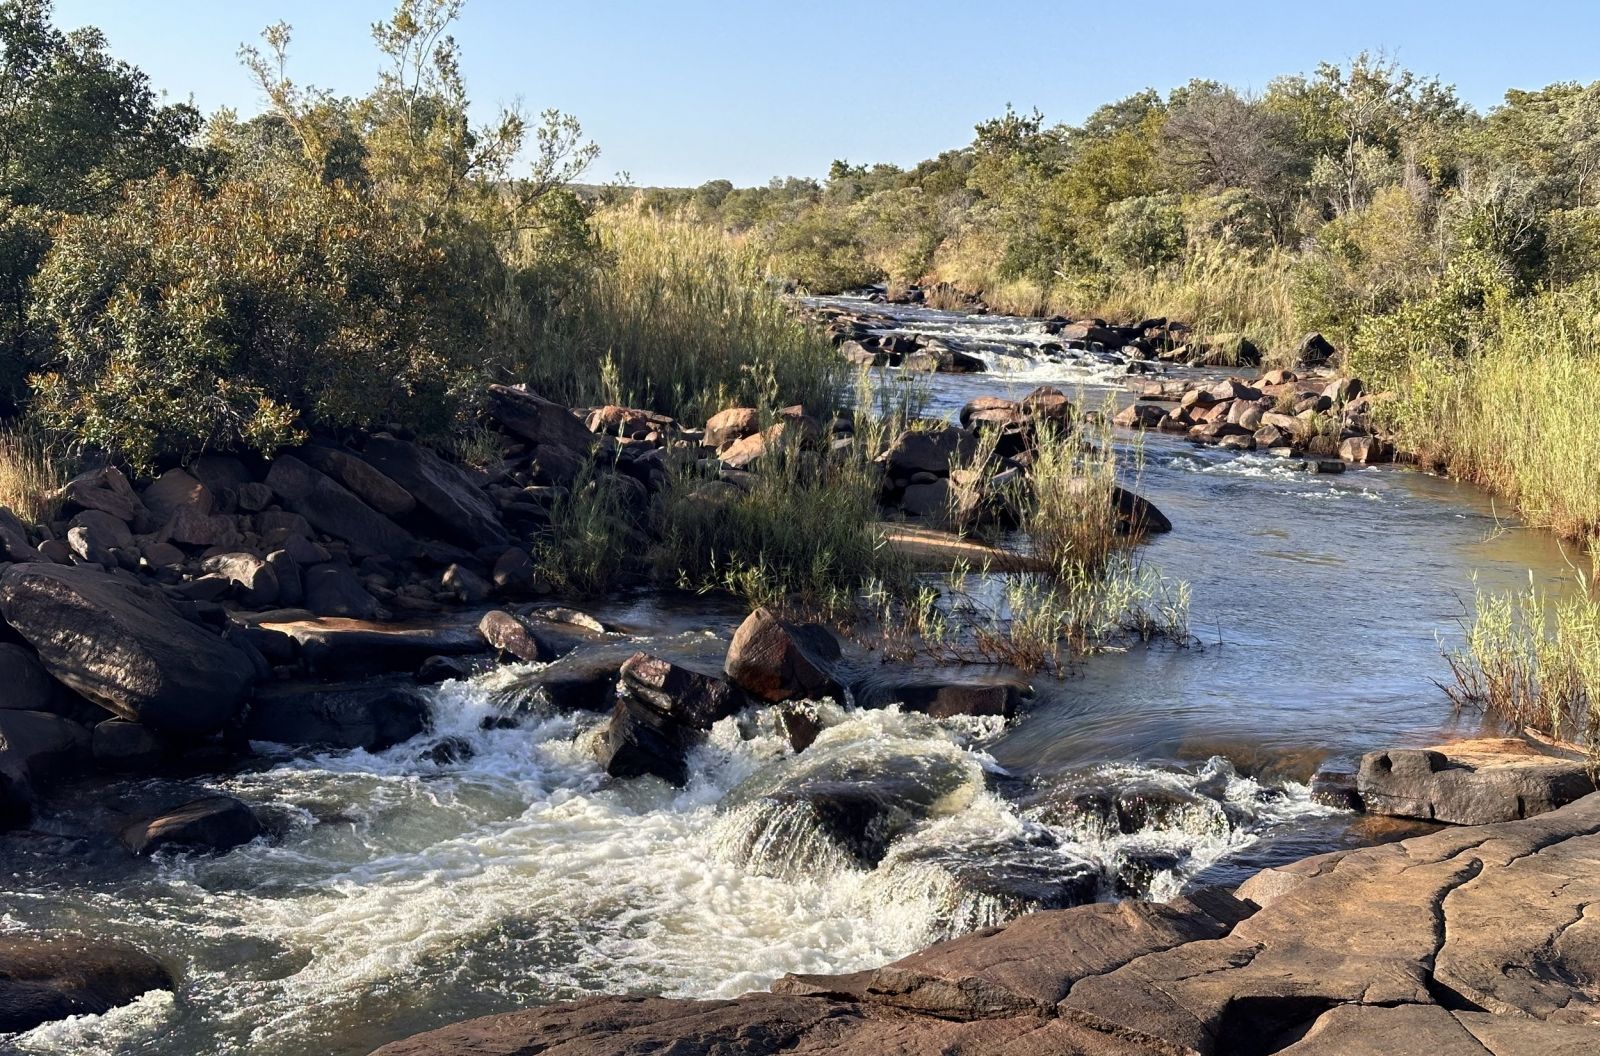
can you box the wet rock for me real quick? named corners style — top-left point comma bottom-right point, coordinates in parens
top-left (303, 562), bottom-right (382, 620)
top-left (1310, 768), bottom-right (1362, 810)
top-left (298, 445), bottom-right (417, 518)
top-left (1113, 403), bottom-right (1167, 429)
top-left (724, 607), bottom-right (843, 703)
top-left (360, 436), bottom-right (510, 550)
top-left (0, 563), bottom-right (256, 735)
top-left (887, 832), bottom-right (1102, 921)
top-left (1356, 737), bottom-right (1594, 825)
top-left (478, 610), bottom-right (548, 662)
top-left (260, 614), bottom-right (485, 677)
top-left (0, 934), bottom-right (174, 1034)
top-left (121, 795), bottom-right (264, 856)
top-left (619, 653), bottom-right (749, 731)
top-left (523, 649), bottom-right (624, 712)
top-left (416, 654), bottom-right (491, 685)
top-left (1339, 435), bottom-right (1390, 463)
top-left (597, 694), bottom-right (692, 785)
top-left (265, 455), bottom-right (418, 560)
top-left (889, 681), bottom-right (1028, 719)
top-left (246, 679), bottom-right (427, 750)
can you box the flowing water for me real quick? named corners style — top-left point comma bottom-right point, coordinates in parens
top-left (1, 298), bottom-right (1588, 1056)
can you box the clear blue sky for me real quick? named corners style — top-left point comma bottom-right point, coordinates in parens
top-left (50, 0), bottom-right (1600, 187)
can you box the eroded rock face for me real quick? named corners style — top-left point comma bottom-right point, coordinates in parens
top-left (0, 934), bottom-right (173, 1035)
top-left (371, 794), bottom-right (1600, 1056)
top-left (0, 563), bottom-right (256, 735)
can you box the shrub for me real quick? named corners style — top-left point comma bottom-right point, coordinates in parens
top-left (1101, 192), bottom-right (1186, 272)
top-left (29, 172), bottom-right (496, 467)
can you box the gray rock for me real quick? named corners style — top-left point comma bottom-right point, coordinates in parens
top-left (0, 563), bottom-right (256, 734)
top-left (1357, 737), bottom-right (1595, 825)
top-left (59, 466), bottom-right (144, 523)
top-left (298, 445), bottom-right (417, 517)
top-left (302, 562), bottom-right (382, 620)
top-left (200, 552), bottom-right (279, 608)
top-left (486, 384), bottom-right (597, 452)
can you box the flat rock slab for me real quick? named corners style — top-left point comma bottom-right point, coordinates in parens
top-left (371, 794), bottom-right (1600, 1056)
top-left (879, 523), bottom-right (1046, 573)
top-left (1358, 736), bottom-right (1595, 825)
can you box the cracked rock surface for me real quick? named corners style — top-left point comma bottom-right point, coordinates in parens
top-left (369, 794), bottom-right (1600, 1055)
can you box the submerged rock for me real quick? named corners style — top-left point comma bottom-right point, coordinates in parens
top-left (0, 934), bottom-right (173, 1035)
top-left (121, 795), bottom-right (264, 856)
top-left (0, 563), bottom-right (256, 735)
top-left (245, 679), bottom-right (428, 751)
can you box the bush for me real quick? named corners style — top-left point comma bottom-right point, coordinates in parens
top-left (30, 172), bottom-right (496, 467)
top-left (766, 207), bottom-right (883, 294)
top-left (1101, 192), bottom-right (1185, 272)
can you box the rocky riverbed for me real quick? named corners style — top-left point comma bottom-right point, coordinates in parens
top-left (1, 301), bottom-right (1595, 1054)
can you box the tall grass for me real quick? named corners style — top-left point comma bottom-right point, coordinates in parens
top-left (529, 206), bottom-right (844, 422)
top-left (1385, 283), bottom-right (1600, 541)
top-left (1444, 573), bottom-right (1600, 765)
top-left (0, 425), bottom-right (67, 522)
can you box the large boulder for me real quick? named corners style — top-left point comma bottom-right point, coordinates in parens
top-left (359, 436), bottom-right (510, 550)
top-left (303, 563), bottom-right (382, 620)
top-left (0, 710), bottom-right (89, 826)
top-left (245, 679), bottom-right (428, 751)
top-left (880, 426), bottom-right (978, 478)
top-left (264, 456), bottom-right (418, 560)
top-left (724, 607), bottom-right (843, 703)
top-left (596, 654), bottom-right (751, 785)
top-left (120, 795), bottom-right (264, 856)
top-left (618, 653), bottom-right (749, 731)
top-left (0, 934), bottom-right (173, 1035)
top-left (58, 466), bottom-right (144, 524)
top-left (0, 564), bottom-right (256, 734)
top-left (1357, 738), bottom-right (1594, 825)
top-left (0, 643), bottom-right (55, 713)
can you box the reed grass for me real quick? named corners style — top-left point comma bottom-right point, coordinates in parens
top-left (528, 205), bottom-right (844, 423)
top-left (1385, 283), bottom-right (1600, 541)
top-left (1443, 572), bottom-right (1600, 764)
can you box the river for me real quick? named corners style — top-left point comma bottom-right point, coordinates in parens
top-left (0, 299), bottom-right (1584, 1056)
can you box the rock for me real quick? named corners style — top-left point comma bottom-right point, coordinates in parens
top-left (491, 547), bottom-right (537, 593)
top-left (360, 436), bottom-right (510, 550)
top-left (120, 795), bottom-right (264, 856)
top-left (1356, 737), bottom-right (1594, 825)
top-left (522, 649), bottom-right (624, 712)
top-left (1310, 768), bottom-right (1362, 810)
top-left (303, 562), bottom-right (382, 620)
top-left (59, 466), bottom-right (144, 523)
top-left (486, 384), bottom-right (597, 453)
top-left (880, 426), bottom-right (977, 477)
top-left (246, 678), bottom-right (428, 750)
top-left (620, 653), bottom-right (749, 731)
top-left (718, 431), bottom-right (767, 469)
top-left (597, 694), bottom-right (692, 785)
top-left (375, 795), bottom-right (1600, 1056)
top-left (163, 505), bottom-right (241, 548)
top-left (1108, 484), bottom-right (1171, 535)
top-left (299, 445), bottom-right (417, 517)
top-left (1113, 403), bottom-right (1167, 429)
top-left (890, 682), bottom-right (1028, 719)
top-left (200, 552), bottom-right (279, 608)
top-left (264, 549), bottom-right (303, 607)
top-left (478, 610), bottom-right (547, 662)
top-left (1339, 435), bottom-right (1390, 463)
top-left (265, 455), bottom-right (418, 560)
top-left (442, 563), bottom-right (492, 604)
top-left (899, 479), bottom-right (949, 518)
top-left (0, 563), bottom-right (255, 734)
top-left (235, 481), bottom-right (273, 512)
top-left (0, 643), bottom-right (54, 712)
top-left (1297, 331), bottom-right (1338, 367)
top-left (142, 467), bottom-right (211, 521)
top-left (91, 719), bottom-right (167, 771)
top-left (724, 608), bottom-right (843, 703)
top-left (0, 710), bottom-right (89, 822)
top-left (597, 654), bottom-right (751, 785)
top-left (705, 407), bottom-right (761, 448)
top-left (0, 934), bottom-right (173, 1035)
top-left (141, 541), bottom-right (186, 569)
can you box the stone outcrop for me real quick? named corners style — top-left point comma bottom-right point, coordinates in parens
top-left (0, 563), bottom-right (256, 735)
top-left (1356, 736), bottom-right (1595, 825)
top-left (370, 793), bottom-right (1600, 1056)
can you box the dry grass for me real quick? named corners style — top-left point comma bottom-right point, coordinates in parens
top-left (1443, 572), bottom-right (1600, 765)
top-left (0, 425), bottom-right (67, 523)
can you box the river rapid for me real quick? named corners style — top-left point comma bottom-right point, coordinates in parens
top-left (0, 298), bottom-right (1586, 1056)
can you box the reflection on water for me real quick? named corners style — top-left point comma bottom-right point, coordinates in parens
top-left (0, 298), bottom-right (1587, 1056)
